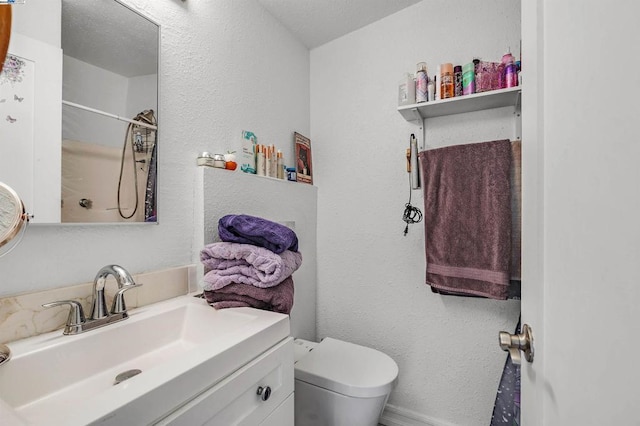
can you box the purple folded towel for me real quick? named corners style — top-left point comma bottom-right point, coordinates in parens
top-left (219, 214), bottom-right (299, 254)
top-left (419, 139), bottom-right (512, 300)
top-left (207, 300), bottom-right (259, 310)
top-left (203, 276), bottom-right (295, 314)
top-left (200, 242), bottom-right (302, 290)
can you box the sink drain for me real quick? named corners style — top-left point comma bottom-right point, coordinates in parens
top-left (114, 369), bottom-right (142, 385)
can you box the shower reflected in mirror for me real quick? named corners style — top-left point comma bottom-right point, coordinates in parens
top-left (61, 0), bottom-right (159, 223)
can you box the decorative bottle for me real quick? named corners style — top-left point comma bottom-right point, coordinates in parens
top-left (454, 65), bottom-right (463, 97)
top-left (415, 62), bottom-right (428, 103)
top-left (440, 63), bottom-right (454, 99)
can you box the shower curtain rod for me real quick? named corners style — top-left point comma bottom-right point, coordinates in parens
top-left (62, 100), bottom-right (158, 130)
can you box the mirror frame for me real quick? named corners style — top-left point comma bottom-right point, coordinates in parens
top-left (0, 5), bottom-right (10, 73)
top-left (0, 182), bottom-right (28, 251)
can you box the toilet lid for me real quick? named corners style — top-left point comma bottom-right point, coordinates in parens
top-left (294, 337), bottom-right (398, 398)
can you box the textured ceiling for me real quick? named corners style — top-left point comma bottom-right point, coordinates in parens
top-left (257, 0), bottom-right (422, 49)
top-left (62, 0), bottom-right (158, 78)
top-left (61, 0), bottom-right (420, 76)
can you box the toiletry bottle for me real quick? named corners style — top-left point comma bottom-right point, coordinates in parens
top-left (277, 151), bottom-right (284, 179)
top-left (454, 65), bottom-right (463, 97)
top-left (415, 63), bottom-right (428, 103)
top-left (435, 66), bottom-right (441, 101)
top-left (427, 76), bottom-right (435, 102)
top-left (502, 51), bottom-right (518, 88)
top-left (265, 145), bottom-right (272, 177)
top-left (398, 72), bottom-right (416, 106)
top-left (441, 63), bottom-right (454, 99)
top-left (269, 145), bottom-right (276, 177)
top-left (241, 130), bottom-right (257, 174)
top-left (462, 62), bottom-right (475, 95)
top-left (256, 145), bottom-right (266, 176)
top-left (270, 145), bottom-right (277, 177)
top-left (473, 58), bottom-right (480, 75)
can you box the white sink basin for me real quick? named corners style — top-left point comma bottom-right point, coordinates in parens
top-left (0, 295), bottom-right (290, 425)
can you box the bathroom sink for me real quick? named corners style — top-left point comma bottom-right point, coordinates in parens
top-left (0, 295), bottom-right (290, 425)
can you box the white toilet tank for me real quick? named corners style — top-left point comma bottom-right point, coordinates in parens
top-left (293, 337), bottom-right (398, 426)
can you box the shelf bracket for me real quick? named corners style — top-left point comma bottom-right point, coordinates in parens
top-left (514, 90), bottom-right (522, 140)
top-left (410, 108), bottom-right (422, 123)
top-left (405, 107), bottom-right (425, 151)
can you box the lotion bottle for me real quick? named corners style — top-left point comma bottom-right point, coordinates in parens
top-left (256, 145), bottom-right (266, 176)
top-left (277, 151), bottom-right (284, 179)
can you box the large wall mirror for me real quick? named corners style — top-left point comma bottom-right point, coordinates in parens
top-left (62, 0), bottom-right (159, 223)
top-left (2, 0), bottom-right (159, 224)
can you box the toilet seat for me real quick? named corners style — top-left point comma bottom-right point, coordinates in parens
top-left (294, 337), bottom-right (398, 398)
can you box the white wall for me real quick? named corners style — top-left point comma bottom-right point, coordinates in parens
top-left (126, 73), bottom-right (157, 118)
top-left (196, 168), bottom-right (317, 341)
top-left (1, 0), bottom-right (309, 296)
top-left (311, 1), bottom-right (521, 424)
top-left (62, 55), bottom-right (128, 147)
top-left (62, 56), bottom-right (157, 148)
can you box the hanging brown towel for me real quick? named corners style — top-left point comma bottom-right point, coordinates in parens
top-left (419, 139), bottom-right (512, 300)
top-left (510, 140), bottom-right (522, 282)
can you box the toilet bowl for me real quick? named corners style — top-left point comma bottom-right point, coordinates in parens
top-left (293, 337), bottom-right (398, 426)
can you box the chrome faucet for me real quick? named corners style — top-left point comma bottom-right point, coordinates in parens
top-left (42, 265), bottom-right (142, 335)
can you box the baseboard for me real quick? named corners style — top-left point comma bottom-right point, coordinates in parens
top-left (379, 404), bottom-right (459, 426)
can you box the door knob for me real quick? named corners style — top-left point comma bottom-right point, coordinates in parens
top-left (499, 323), bottom-right (534, 365)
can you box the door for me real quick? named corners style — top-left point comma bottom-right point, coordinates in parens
top-left (520, 1), bottom-right (640, 424)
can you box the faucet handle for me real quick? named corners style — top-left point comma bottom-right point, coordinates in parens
top-left (110, 283), bottom-right (143, 315)
top-left (42, 300), bottom-right (86, 334)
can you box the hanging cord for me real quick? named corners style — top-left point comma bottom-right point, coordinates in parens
top-left (403, 171), bottom-right (423, 236)
top-left (117, 110), bottom-right (156, 219)
top-left (117, 122), bottom-right (138, 219)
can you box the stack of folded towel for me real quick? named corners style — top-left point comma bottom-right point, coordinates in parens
top-left (200, 214), bottom-right (302, 314)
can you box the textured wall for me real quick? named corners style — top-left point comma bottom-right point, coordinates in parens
top-left (310, 1), bottom-right (521, 424)
top-left (195, 168), bottom-right (317, 341)
top-left (2, 0), bottom-right (309, 296)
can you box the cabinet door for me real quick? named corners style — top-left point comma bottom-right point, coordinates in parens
top-left (156, 337), bottom-right (293, 426)
top-left (259, 393), bottom-right (294, 426)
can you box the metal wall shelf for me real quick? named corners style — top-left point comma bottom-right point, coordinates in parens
top-left (397, 86), bottom-right (521, 122)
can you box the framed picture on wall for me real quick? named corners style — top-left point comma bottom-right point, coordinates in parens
top-left (294, 132), bottom-right (313, 184)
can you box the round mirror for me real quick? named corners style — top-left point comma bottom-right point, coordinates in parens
top-left (0, 182), bottom-right (29, 256)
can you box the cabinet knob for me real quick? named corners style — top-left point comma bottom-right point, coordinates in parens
top-left (256, 385), bottom-right (271, 401)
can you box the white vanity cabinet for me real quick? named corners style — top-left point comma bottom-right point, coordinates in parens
top-left (156, 337), bottom-right (294, 426)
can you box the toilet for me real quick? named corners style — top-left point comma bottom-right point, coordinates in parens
top-left (293, 337), bottom-right (399, 426)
